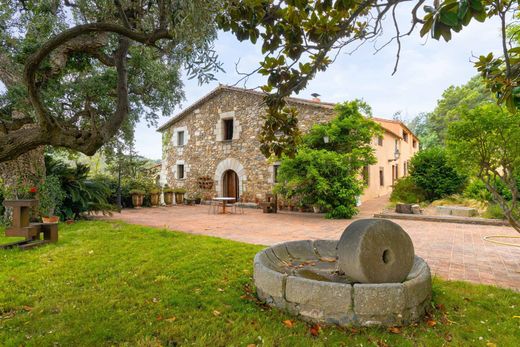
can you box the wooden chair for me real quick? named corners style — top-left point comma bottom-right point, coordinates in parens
top-left (259, 193), bottom-right (277, 213)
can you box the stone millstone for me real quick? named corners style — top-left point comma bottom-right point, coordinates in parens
top-left (337, 219), bottom-right (414, 284)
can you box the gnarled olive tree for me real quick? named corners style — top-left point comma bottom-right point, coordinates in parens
top-left (0, 0), bottom-right (223, 161)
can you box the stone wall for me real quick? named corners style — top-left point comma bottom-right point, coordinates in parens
top-left (161, 88), bottom-right (336, 201)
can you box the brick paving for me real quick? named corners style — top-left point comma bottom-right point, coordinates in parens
top-left (102, 196), bottom-right (520, 291)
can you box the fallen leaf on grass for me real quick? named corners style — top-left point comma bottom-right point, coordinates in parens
top-left (217, 288), bottom-right (224, 292)
top-left (426, 319), bottom-right (437, 327)
top-left (444, 333), bottom-right (453, 342)
top-left (348, 327), bottom-right (359, 334)
top-left (435, 303), bottom-right (446, 312)
top-left (387, 326), bottom-right (401, 334)
top-left (309, 324), bottom-right (321, 336)
top-left (156, 315), bottom-right (163, 321)
top-left (486, 342), bottom-right (497, 347)
top-left (513, 316), bottom-right (520, 319)
top-left (22, 306), bottom-right (33, 312)
top-left (165, 317), bottom-right (176, 322)
top-left (212, 310), bottom-right (221, 317)
top-left (282, 319), bottom-right (294, 328)
top-left (247, 344), bottom-right (256, 347)
top-left (376, 340), bottom-right (389, 347)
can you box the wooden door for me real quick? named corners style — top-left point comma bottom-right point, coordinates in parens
top-left (223, 170), bottom-right (239, 200)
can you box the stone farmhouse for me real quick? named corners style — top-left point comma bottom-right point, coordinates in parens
top-left (157, 85), bottom-right (419, 205)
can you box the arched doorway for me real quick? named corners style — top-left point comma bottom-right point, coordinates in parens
top-left (222, 170), bottom-right (239, 200)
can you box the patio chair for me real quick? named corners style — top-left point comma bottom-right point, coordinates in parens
top-left (259, 193), bottom-right (277, 213)
top-left (207, 197), bottom-right (221, 214)
top-left (230, 197), bottom-right (245, 214)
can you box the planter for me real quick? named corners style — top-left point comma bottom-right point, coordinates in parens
top-left (66, 219), bottom-right (74, 225)
top-left (175, 192), bottom-right (185, 205)
top-left (150, 193), bottom-right (160, 207)
top-left (164, 192), bottom-right (174, 205)
top-left (131, 194), bottom-right (144, 208)
top-left (42, 216), bottom-right (60, 223)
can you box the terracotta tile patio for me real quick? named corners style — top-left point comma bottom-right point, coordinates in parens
top-left (102, 196), bottom-right (520, 291)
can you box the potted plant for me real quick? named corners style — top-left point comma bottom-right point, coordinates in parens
top-left (149, 187), bottom-right (160, 207)
top-left (173, 188), bottom-right (186, 205)
top-left (163, 185), bottom-right (174, 206)
top-left (64, 210), bottom-right (75, 224)
top-left (38, 175), bottom-right (65, 223)
top-left (130, 189), bottom-right (145, 208)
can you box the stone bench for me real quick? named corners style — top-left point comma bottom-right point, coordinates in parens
top-left (436, 205), bottom-right (478, 217)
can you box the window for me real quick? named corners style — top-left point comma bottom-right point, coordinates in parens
top-left (413, 139), bottom-right (417, 149)
top-left (392, 164), bottom-right (399, 182)
top-left (273, 164), bottom-right (280, 183)
top-left (379, 167), bottom-right (384, 187)
top-left (223, 119), bottom-right (234, 140)
top-left (177, 131), bottom-right (185, 146)
top-left (377, 136), bottom-right (383, 146)
top-left (362, 166), bottom-right (370, 186)
top-left (403, 131), bottom-right (409, 142)
top-left (177, 164), bottom-right (185, 179)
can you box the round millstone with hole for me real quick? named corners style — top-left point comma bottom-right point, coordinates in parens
top-left (336, 219), bottom-right (415, 283)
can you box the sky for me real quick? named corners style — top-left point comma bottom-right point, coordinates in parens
top-left (126, 11), bottom-right (502, 160)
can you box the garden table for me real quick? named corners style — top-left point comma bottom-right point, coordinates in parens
top-left (212, 197), bottom-right (236, 214)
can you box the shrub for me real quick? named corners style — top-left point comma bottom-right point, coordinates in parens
top-left (390, 177), bottom-right (427, 203)
top-left (38, 175), bottom-right (66, 217)
top-left (464, 174), bottom-right (520, 202)
top-left (275, 148), bottom-right (364, 219)
top-left (45, 155), bottom-right (114, 219)
top-left (483, 203), bottom-right (506, 220)
top-left (409, 147), bottom-right (467, 201)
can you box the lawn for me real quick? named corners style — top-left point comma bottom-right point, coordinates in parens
top-left (0, 221), bottom-right (519, 346)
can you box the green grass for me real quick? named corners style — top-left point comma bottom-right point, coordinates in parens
top-left (0, 221), bottom-right (519, 346)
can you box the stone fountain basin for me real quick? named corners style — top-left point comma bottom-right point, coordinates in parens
top-left (254, 239), bottom-right (432, 327)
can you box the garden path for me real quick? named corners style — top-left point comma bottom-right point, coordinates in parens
top-left (102, 196), bottom-right (520, 291)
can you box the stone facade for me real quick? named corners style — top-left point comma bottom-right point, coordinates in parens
top-left (158, 86), bottom-right (335, 202)
top-left (158, 85), bottom-right (419, 203)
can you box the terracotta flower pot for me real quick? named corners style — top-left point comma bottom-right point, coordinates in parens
top-left (164, 192), bottom-right (174, 205)
top-left (42, 216), bottom-right (60, 223)
top-left (150, 193), bottom-right (160, 207)
top-left (131, 194), bottom-right (144, 208)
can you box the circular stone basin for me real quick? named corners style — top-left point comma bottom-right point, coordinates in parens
top-left (253, 239), bottom-right (432, 327)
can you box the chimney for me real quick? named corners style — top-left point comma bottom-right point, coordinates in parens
top-left (311, 93), bottom-right (321, 103)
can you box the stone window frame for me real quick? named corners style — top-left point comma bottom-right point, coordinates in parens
top-left (173, 160), bottom-right (187, 180)
top-left (215, 111), bottom-right (241, 142)
top-left (268, 161), bottom-right (281, 184)
top-left (172, 126), bottom-right (190, 147)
